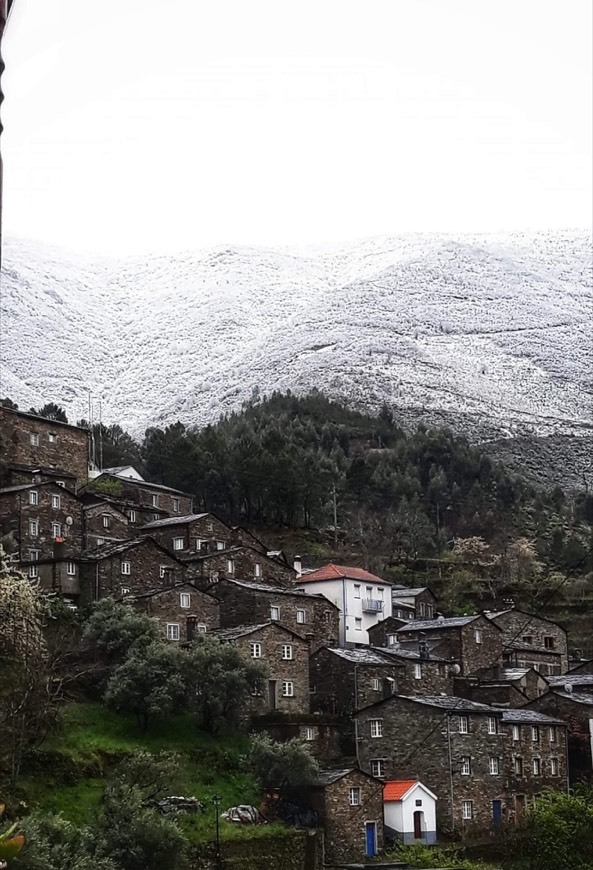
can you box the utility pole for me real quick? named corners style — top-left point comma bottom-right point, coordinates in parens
top-left (332, 484), bottom-right (338, 546)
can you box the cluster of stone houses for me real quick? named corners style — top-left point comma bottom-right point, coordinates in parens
top-left (1, 405), bottom-right (590, 863)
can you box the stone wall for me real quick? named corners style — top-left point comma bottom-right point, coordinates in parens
top-left (528, 691), bottom-right (593, 784)
top-left (83, 502), bottom-right (129, 548)
top-left (132, 583), bottom-right (220, 641)
top-left (501, 716), bottom-right (567, 819)
top-left (488, 610), bottom-right (568, 673)
top-left (252, 715), bottom-right (342, 763)
top-left (81, 539), bottom-right (183, 601)
top-left (187, 830), bottom-right (323, 870)
top-left (97, 474), bottom-right (193, 515)
top-left (141, 514), bottom-right (233, 555)
top-left (0, 483), bottom-right (83, 562)
top-left (397, 615), bottom-right (502, 675)
top-left (309, 648), bottom-right (403, 715)
top-left (187, 548), bottom-right (297, 589)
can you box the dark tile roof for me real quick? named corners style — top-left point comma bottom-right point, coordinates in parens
top-left (215, 578), bottom-right (338, 606)
top-left (81, 536), bottom-right (162, 560)
top-left (96, 473), bottom-right (191, 497)
top-left (311, 769), bottom-right (356, 787)
top-left (141, 513), bottom-right (211, 529)
top-left (501, 709), bottom-right (564, 725)
top-left (397, 616), bottom-right (480, 632)
top-left (214, 622), bottom-right (306, 643)
top-left (0, 481), bottom-right (79, 496)
top-left (551, 690), bottom-right (593, 705)
top-left (355, 693), bottom-right (498, 715)
top-left (391, 586), bottom-right (432, 597)
top-left (327, 647), bottom-right (402, 666)
top-left (376, 646), bottom-right (450, 663)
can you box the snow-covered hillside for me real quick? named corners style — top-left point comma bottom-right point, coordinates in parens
top-left (1, 231), bottom-right (592, 440)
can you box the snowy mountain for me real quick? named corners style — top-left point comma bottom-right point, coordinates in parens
top-left (1, 231), bottom-right (592, 443)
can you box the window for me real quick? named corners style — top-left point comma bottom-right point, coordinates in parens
top-left (489, 756), bottom-right (500, 775)
top-left (462, 800), bottom-right (473, 820)
top-left (371, 759), bottom-right (385, 778)
top-left (216, 540), bottom-right (226, 550)
top-left (354, 584), bottom-right (361, 599)
top-left (348, 787), bottom-right (361, 806)
top-left (270, 606), bottom-right (280, 621)
top-left (544, 636), bottom-right (555, 649)
top-left (355, 618), bottom-right (362, 631)
top-left (159, 565), bottom-right (168, 579)
top-left (377, 587), bottom-right (384, 599)
top-left (52, 522), bottom-right (61, 538)
top-left (102, 514), bottom-right (111, 529)
top-left (550, 758), bottom-right (558, 776)
top-left (226, 558), bottom-right (235, 574)
top-left (522, 635), bottom-right (533, 645)
top-left (207, 521), bottom-right (214, 532)
top-left (296, 609), bottom-right (306, 624)
top-left (51, 494), bottom-right (61, 509)
top-left (370, 719), bottom-right (383, 738)
top-left (29, 519), bottom-right (39, 536)
top-left (461, 756), bottom-right (471, 775)
top-left (152, 513), bottom-right (159, 521)
top-left (304, 727), bottom-right (315, 741)
top-left (282, 681), bottom-right (294, 697)
top-left (172, 498), bottom-right (180, 512)
top-left (121, 586), bottom-right (130, 596)
top-left (29, 549), bottom-right (40, 561)
top-left (254, 563), bottom-right (262, 577)
top-left (96, 538), bottom-right (105, 546)
top-left (549, 726), bottom-right (557, 744)
top-left (487, 717), bottom-right (498, 735)
top-left (30, 432), bottom-right (39, 446)
top-left (419, 602), bottom-right (426, 618)
top-left (414, 663), bottom-right (422, 680)
top-left (55, 480), bottom-right (65, 488)
top-left (281, 644), bottom-right (293, 660)
top-left (415, 799), bottom-right (423, 807)
top-left (67, 563), bottom-right (76, 576)
top-left (173, 537), bottom-right (184, 551)
top-left (372, 678), bottom-right (381, 691)
top-left (28, 564), bottom-right (38, 579)
top-left (512, 725), bottom-right (520, 741)
top-left (475, 629), bottom-right (482, 644)
top-left (151, 495), bottom-right (159, 507)
top-left (128, 509), bottom-right (137, 522)
top-left (29, 490), bottom-right (38, 505)
top-left (514, 757), bottom-right (523, 776)
top-left (166, 623), bottom-right (180, 641)
top-left (532, 726), bottom-right (540, 743)
top-left (180, 593), bottom-right (191, 608)
top-left (366, 586), bottom-right (373, 597)
top-left (197, 624), bottom-right (207, 634)
top-left (426, 604), bottom-right (434, 618)
top-left (459, 716), bottom-right (469, 734)
top-left (249, 643), bottom-right (262, 659)
top-left (387, 634), bottom-right (397, 646)
top-left (121, 561), bottom-right (131, 575)
top-left (532, 758), bottom-right (541, 776)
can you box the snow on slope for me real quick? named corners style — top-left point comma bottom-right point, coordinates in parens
top-left (1, 231), bottom-right (591, 440)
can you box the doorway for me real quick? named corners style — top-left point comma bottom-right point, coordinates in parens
top-left (268, 680), bottom-right (277, 710)
top-left (492, 800), bottom-right (502, 833)
top-left (413, 810), bottom-right (424, 840)
top-left (364, 821), bottom-right (377, 857)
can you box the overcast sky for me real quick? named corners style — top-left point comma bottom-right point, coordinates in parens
top-left (3, 0), bottom-right (592, 255)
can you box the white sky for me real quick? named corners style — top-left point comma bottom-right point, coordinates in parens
top-left (3, 0), bottom-right (592, 255)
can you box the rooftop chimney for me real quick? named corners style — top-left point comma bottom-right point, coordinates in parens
top-left (293, 556), bottom-right (302, 577)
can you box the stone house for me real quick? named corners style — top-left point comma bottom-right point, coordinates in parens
top-left (139, 512), bottom-right (234, 556)
top-left (251, 715), bottom-right (342, 764)
top-left (80, 491), bottom-right (167, 531)
top-left (309, 647), bottom-right (404, 716)
top-left (485, 608), bottom-right (568, 674)
top-left (0, 406), bottom-right (89, 490)
top-left (296, 563), bottom-right (393, 646)
top-left (308, 768), bottom-right (384, 863)
top-left (182, 545), bottom-right (297, 589)
top-left (368, 616), bottom-right (413, 647)
top-left (354, 694), bottom-right (507, 835)
top-left (377, 647), bottom-right (457, 696)
top-left (391, 586), bottom-right (438, 619)
top-left (527, 689), bottom-right (593, 784)
top-left (82, 499), bottom-right (130, 549)
top-left (209, 578), bottom-right (339, 653)
top-left (127, 582), bottom-right (220, 642)
top-left (80, 536), bottom-right (183, 602)
top-left (396, 615), bottom-right (502, 676)
top-left (215, 622), bottom-right (310, 715)
top-left (83, 473), bottom-right (193, 516)
top-left (454, 666), bottom-right (549, 707)
top-left (502, 642), bottom-right (564, 677)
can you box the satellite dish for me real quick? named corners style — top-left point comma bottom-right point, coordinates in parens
top-left (450, 663), bottom-right (461, 675)
top-left (65, 516), bottom-right (73, 526)
top-left (564, 683), bottom-right (573, 694)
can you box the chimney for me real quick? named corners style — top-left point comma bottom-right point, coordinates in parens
top-left (293, 555), bottom-right (302, 577)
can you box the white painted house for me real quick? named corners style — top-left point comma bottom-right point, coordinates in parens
top-left (383, 780), bottom-right (437, 845)
top-left (296, 563), bottom-right (392, 646)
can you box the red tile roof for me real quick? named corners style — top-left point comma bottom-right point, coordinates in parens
top-left (297, 563), bottom-right (388, 584)
top-left (383, 779), bottom-right (418, 801)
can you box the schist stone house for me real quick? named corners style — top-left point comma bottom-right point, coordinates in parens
top-left (0, 406), bottom-right (89, 491)
top-left (528, 687), bottom-right (593, 784)
top-left (215, 622), bottom-right (310, 715)
top-left (485, 608), bottom-right (568, 675)
top-left (82, 499), bottom-right (130, 549)
top-left (455, 665), bottom-right (549, 707)
top-left (80, 537), bottom-right (182, 602)
top-left (391, 586), bottom-right (437, 620)
top-left (128, 582), bottom-right (220, 642)
top-left (308, 768), bottom-right (384, 863)
top-left (83, 473), bottom-right (193, 517)
top-left (310, 647), bottom-right (404, 716)
top-left (181, 546), bottom-right (297, 589)
top-left (395, 615), bottom-right (502, 675)
top-left (296, 564), bottom-right (393, 646)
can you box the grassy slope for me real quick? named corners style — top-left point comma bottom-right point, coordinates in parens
top-left (19, 702), bottom-right (286, 843)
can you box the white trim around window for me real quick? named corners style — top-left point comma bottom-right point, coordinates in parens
top-left (166, 623), bottom-right (180, 641)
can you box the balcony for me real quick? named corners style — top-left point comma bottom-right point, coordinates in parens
top-left (362, 598), bottom-right (384, 613)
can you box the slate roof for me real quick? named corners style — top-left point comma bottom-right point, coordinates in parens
top-left (82, 536), bottom-right (168, 560)
top-left (0, 481), bottom-right (79, 495)
top-left (501, 709), bottom-right (564, 725)
top-left (215, 622), bottom-right (305, 642)
top-left (397, 616), bottom-right (481, 632)
top-left (355, 694), bottom-right (498, 714)
top-left (215, 577), bottom-right (338, 605)
top-left (551, 691), bottom-right (593, 705)
top-left (501, 668), bottom-right (532, 681)
top-left (141, 513), bottom-right (211, 529)
top-left (391, 586), bottom-right (432, 597)
top-left (297, 563), bottom-right (390, 585)
top-left (548, 674), bottom-right (593, 687)
top-left (311, 769), bottom-right (363, 787)
top-left (327, 647), bottom-right (403, 666)
top-left (376, 646), bottom-right (450, 663)
top-left (97, 473), bottom-right (191, 496)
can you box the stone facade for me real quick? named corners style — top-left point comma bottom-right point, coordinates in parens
top-left (527, 690), bottom-right (593, 784)
top-left (251, 715), bottom-right (342, 763)
top-left (455, 666), bottom-right (548, 707)
top-left (0, 407), bottom-right (89, 490)
top-left (391, 586), bottom-right (438, 619)
top-left (210, 578), bottom-right (339, 653)
top-left (0, 482), bottom-right (83, 562)
top-left (140, 513), bottom-right (234, 556)
top-left (379, 649), bottom-right (457, 696)
top-left (308, 769), bottom-right (384, 864)
top-left (486, 609), bottom-right (568, 674)
top-left (80, 536), bottom-right (183, 602)
top-left (184, 546), bottom-right (297, 589)
top-left (368, 616), bottom-right (413, 647)
top-left (503, 644), bottom-right (564, 677)
top-left (310, 647), bottom-right (404, 715)
top-left (216, 622), bottom-right (310, 715)
top-left (84, 473), bottom-right (193, 516)
top-left (396, 615), bottom-right (502, 676)
top-left (83, 501), bottom-right (130, 549)
top-left (129, 582), bottom-right (220, 642)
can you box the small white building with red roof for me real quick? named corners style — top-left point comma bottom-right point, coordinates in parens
top-left (383, 779), bottom-right (437, 845)
top-left (295, 563), bottom-right (392, 646)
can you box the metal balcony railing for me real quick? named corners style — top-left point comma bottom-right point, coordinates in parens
top-left (362, 598), bottom-right (384, 613)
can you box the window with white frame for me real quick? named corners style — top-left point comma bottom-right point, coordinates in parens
top-left (28, 564), bottom-right (38, 579)
top-left (121, 561), bottom-right (131, 575)
top-left (197, 624), bottom-right (207, 634)
top-left (532, 726), bottom-right (540, 743)
top-left (173, 537), bottom-right (184, 551)
top-left (270, 606), bottom-right (280, 621)
top-left (254, 563), bottom-right (262, 577)
top-left (475, 629), bottom-right (483, 644)
top-left (377, 587), bottom-right (384, 599)
top-left (281, 644), bottom-right (293, 660)
top-left (180, 593), bottom-right (191, 608)
top-left (166, 623), bottom-right (180, 641)
top-left (102, 514), bottom-right (111, 529)
top-left (459, 716), bottom-right (469, 734)
top-left (48, 432), bottom-right (57, 443)
top-left (304, 727), bottom-right (315, 741)
top-left (354, 584), bottom-right (361, 599)
top-left (67, 563), bottom-right (76, 576)
top-left (52, 494), bottom-right (61, 509)
top-left (296, 609), bottom-right (306, 624)
top-left (549, 726), bottom-right (557, 743)
top-left (348, 787), bottom-right (361, 806)
top-left (226, 558), bottom-right (235, 574)
top-left (29, 519), bottom-right (39, 536)
top-left (462, 800), bottom-right (473, 820)
top-left (460, 756), bottom-right (471, 775)
top-left (159, 565), bottom-right (168, 578)
top-left (282, 681), bottom-right (294, 697)
top-left (370, 719), bottom-right (383, 738)
top-left (512, 725), bottom-right (520, 741)
top-left (52, 522), bottom-right (61, 538)
top-left (372, 678), bottom-right (380, 691)
top-left (29, 490), bottom-right (38, 505)
top-left (96, 537), bottom-right (105, 546)
top-left (489, 756), bottom-right (500, 775)
top-left (514, 756), bottom-right (523, 776)
top-left (55, 480), bottom-right (65, 488)
top-left (152, 513), bottom-right (159, 521)
top-left (172, 498), bottom-right (180, 512)
top-left (532, 758), bottom-right (541, 776)
top-left (355, 618), bottom-right (362, 631)
top-left (216, 540), bottom-right (226, 550)
top-left (387, 634), bottom-right (397, 646)
top-left (487, 717), bottom-right (498, 735)
top-left (371, 759), bottom-right (386, 778)
top-left (249, 643), bottom-right (262, 659)
top-left (366, 586), bottom-right (373, 597)
top-left (128, 509), bottom-right (137, 522)
top-left (121, 586), bottom-right (130, 596)
top-left (426, 604), bottom-right (434, 618)
top-left (30, 432), bottom-right (39, 446)
top-left (414, 663), bottom-right (422, 680)
top-left (550, 758), bottom-right (558, 776)
top-left (29, 549), bottom-right (40, 561)
top-left (151, 495), bottom-right (159, 507)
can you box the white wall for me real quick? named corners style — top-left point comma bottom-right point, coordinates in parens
top-left (385, 784), bottom-right (437, 840)
top-left (296, 578), bottom-right (392, 646)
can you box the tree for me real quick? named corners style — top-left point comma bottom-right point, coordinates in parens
top-left (83, 599), bottom-right (161, 663)
top-left (29, 403), bottom-right (68, 423)
top-left (12, 813), bottom-right (117, 870)
top-left (186, 635), bottom-right (266, 734)
top-left (246, 734), bottom-right (319, 795)
top-left (0, 398), bottom-right (18, 410)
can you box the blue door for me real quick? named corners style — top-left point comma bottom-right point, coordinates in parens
top-left (365, 822), bottom-right (377, 857)
top-left (492, 800), bottom-right (502, 833)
